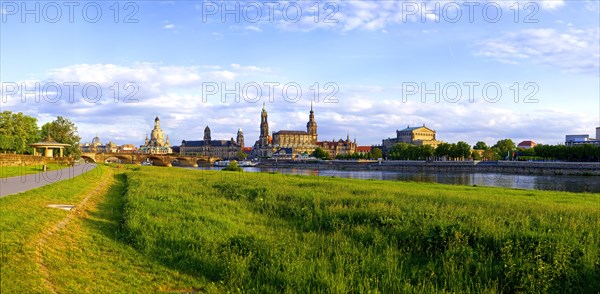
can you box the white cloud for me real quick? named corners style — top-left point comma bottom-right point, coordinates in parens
top-left (163, 23), bottom-right (175, 29)
top-left (476, 27), bottom-right (600, 75)
top-left (538, 0), bottom-right (565, 10)
top-left (3, 62), bottom-right (596, 147)
top-left (245, 25), bottom-right (262, 32)
top-left (260, 0), bottom-right (569, 32)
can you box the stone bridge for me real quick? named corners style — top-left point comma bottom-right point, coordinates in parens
top-left (80, 153), bottom-right (219, 167)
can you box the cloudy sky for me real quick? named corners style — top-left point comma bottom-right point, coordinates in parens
top-left (1, 0), bottom-right (599, 147)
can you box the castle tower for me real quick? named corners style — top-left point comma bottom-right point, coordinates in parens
top-left (306, 101), bottom-right (318, 142)
top-left (259, 103), bottom-right (269, 147)
top-left (237, 128), bottom-right (244, 148)
top-left (204, 126), bottom-right (211, 142)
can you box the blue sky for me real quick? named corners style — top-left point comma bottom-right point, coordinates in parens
top-left (1, 0), bottom-right (599, 147)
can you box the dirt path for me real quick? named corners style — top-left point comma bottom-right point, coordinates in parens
top-left (31, 168), bottom-right (113, 293)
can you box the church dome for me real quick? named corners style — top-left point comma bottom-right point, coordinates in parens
top-left (91, 135), bottom-right (101, 146)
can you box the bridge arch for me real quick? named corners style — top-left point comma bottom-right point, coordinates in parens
top-left (81, 155), bottom-right (96, 163)
top-left (140, 156), bottom-right (168, 166)
top-left (104, 155), bottom-right (133, 164)
top-left (172, 157), bottom-right (197, 167)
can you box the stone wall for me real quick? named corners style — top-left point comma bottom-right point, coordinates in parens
top-left (0, 154), bottom-right (73, 167)
top-left (257, 160), bottom-right (600, 176)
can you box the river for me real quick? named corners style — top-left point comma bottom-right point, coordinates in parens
top-left (181, 166), bottom-right (600, 193)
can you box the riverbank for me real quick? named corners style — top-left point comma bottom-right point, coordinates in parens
top-left (257, 160), bottom-right (600, 176)
top-left (121, 167), bottom-right (599, 293)
top-left (2, 165), bottom-right (598, 292)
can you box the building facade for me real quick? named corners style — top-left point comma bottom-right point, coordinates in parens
top-left (80, 135), bottom-right (122, 153)
top-left (565, 127), bottom-right (600, 146)
top-left (139, 116), bottom-right (173, 154)
top-left (180, 126), bottom-right (244, 159)
top-left (317, 135), bottom-right (357, 158)
top-left (382, 124), bottom-right (443, 156)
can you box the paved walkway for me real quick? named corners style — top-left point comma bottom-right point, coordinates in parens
top-left (0, 163), bottom-right (98, 197)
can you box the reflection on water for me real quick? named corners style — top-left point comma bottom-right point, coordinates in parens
top-left (187, 166), bottom-right (600, 193)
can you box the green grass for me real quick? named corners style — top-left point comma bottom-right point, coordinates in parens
top-left (2, 165), bottom-right (599, 293)
top-left (0, 164), bottom-right (67, 178)
top-left (122, 167), bottom-right (600, 293)
top-left (0, 164), bottom-right (105, 292)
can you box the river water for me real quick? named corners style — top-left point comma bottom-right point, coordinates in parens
top-left (185, 166), bottom-right (599, 193)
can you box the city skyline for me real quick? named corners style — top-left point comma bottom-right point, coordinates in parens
top-left (1, 0), bottom-right (599, 146)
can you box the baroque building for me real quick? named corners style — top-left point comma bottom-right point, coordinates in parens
top-left (139, 116), bottom-right (173, 154)
top-left (382, 124), bottom-right (443, 156)
top-left (80, 134), bottom-right (119, 153)
top-left (317, 134), bottom-right (357, 158)
top-left (179, 126), bottom-right (244, 159)
top-left (253, 103), bottom-right (319, 158)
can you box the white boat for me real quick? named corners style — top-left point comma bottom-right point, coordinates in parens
top-left (214, 160), bottom-right (230, 167)
top-left (238, 160), bottom-right (257, 167)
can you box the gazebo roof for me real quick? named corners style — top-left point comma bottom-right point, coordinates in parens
top-left (28, 135), bottom-right (71, 148)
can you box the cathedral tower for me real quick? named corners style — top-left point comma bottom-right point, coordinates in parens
top-left (306, 102), bottom-right (318, 142)
top-left (259, 103), bottom-right (269, 147)
top-left (237, 128), bottom-right (245, 148)
top-left (204, 126), bottom-right (211, 142)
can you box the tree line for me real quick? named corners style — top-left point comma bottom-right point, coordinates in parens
top-left (329, 138), bottom-right (600, 162)
top-left (0, 111), bottom-right (81, 157)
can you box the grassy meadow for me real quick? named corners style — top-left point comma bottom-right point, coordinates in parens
top-left (1, 165), bottom-right (598, 293)
top-left (123, 167), bottom-right (599, 293)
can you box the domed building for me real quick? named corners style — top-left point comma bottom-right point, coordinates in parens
top-left (139, 116), bottom-right (173, 154)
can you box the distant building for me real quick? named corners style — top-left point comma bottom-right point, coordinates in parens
top-left (517, 140), bottom-right (537, 149)
top-left (382, 124), bottom-right (444, 156)
top-left (317, 134), bottom-right (357, 158)
top-left (139, 116), bottom-right (173, 154)
top-left (253, 103), bottom-right (318, 158)
top-left (356, 146), bottom-right (372, 156)
top-left (179, 127), bottom-right (243, 159)
top-left (118, 144), bottom-right (138, 153)
top-left (565, 132), bottom-right (600, 146)
top-left (80, 134), bottom-right (120, 153)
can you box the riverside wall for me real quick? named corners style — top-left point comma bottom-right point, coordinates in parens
top-left (257, 160), bottom-right (600, 176)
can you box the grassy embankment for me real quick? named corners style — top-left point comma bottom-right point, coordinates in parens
top-left (0, 164), bottom-right (67, 178)
top-left (122, 167), bottom-right (599, 293)
top-left (1, 165), bottom-right (598, 292)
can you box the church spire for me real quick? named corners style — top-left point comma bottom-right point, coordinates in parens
top-left (307, 103), bottom-right (317, 140)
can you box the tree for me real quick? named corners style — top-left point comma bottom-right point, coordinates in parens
top-left (237, 149), bottom-right (247, 160)
top-left (483, 148), bottom-right (499, 161)
top-left (370, 148), bottom-right (383, 159)
top-left (312, 147), bottom-right (330, 160)
top-left (454, 141), bottom-right (472, 160)
top-left (390, 143), bottom-right (411, 160)
top-left (435, 143), bottom-right (452, 160)
top-left (493, 139), bottom-right (516, 160)
top-left (473, 141), bottom-right (488, 150)
top-left (0, 111), bottom-right (40, 154)
top-left (418, 145), bottom-right (435, 160)
top-left (40, 116), bottom-right (81, 158)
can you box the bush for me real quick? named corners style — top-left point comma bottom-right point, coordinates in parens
top-left (222, 160), bottom-right (243, 172)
